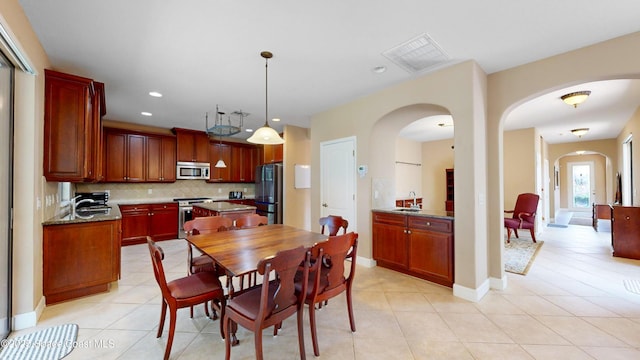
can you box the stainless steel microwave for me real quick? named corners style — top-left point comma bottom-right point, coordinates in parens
top-left (176, 162), bottom-right (210, 180)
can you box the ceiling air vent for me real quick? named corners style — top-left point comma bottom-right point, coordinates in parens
top-left (382, 33), bottom-right (450, 74)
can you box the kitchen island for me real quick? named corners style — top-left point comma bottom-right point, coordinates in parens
top-left (193, 201), bottom-right (257, 222)
top-left (372, 208), bottom-right (454, 287)
top-left (42, 206), bottom-right (122, 304)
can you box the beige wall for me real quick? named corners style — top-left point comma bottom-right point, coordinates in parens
top-left (282, 125), bottom-right (311, 230)
top-left (1, 0), bottom-right (51, 328)
top-left (395, 138), bottom-right (422, 200)
top-left (503, 128), bottom-right (537, 210)
top-left (421, 139), bottom-right (454, 211)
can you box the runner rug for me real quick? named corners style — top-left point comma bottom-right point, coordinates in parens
top-left (505, 239), bottom-right (544, 275)
top-left (0, 323), bottom-right (78, 360)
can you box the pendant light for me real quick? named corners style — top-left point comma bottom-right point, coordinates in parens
top-left (247, 51), bottom-right (285, 145)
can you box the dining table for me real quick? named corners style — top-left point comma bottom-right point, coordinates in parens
top-left (186, 224), bottom-right (329, 345)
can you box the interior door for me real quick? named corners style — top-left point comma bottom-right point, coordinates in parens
top-left (567, 161), bottom-right (595, 213)
top-left (0, 50), bottom-right (14, 339)
top-left (320, 137), bottom-right (356, 231)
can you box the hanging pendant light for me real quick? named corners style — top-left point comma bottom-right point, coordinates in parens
top-left (247, 51), bottom-right (285, 145)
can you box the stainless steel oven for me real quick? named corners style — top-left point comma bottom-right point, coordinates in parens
top-left (175, 197), bottom-right (213, 238)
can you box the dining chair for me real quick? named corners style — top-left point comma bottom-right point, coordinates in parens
top-left (183, 216), bottom-right (233, 318)
top-left (146, 237), bottom-right (226, 360)
top-left (235, 214), bottom-right (269, 229)
top-left (504, 193), bottom-right (540, 243)
top-left (223, 246), bottom-right (311, 360)
top-left (319, 215), bottom-right (349, 236)
top-left (295, 232), bottom-right (358, 356)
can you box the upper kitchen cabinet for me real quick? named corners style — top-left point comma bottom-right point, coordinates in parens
top-left (259, 143), bottom-right (283, 164)
top-left (103, 129), bottom-right (146, 182)
top-left (147, 135), bottom-right (177, 182)
top-left (231, 144), bottom-right (258, 182)
top-left (173, 128), bottom-right (209, 163)
top-left (44, 69), bottom-right (106, 182)
top-left (208, 141), bottom-right (231, 182)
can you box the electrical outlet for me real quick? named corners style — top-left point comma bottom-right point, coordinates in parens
top-left (243, 188), bottom-right (247, 192)
top-left (104, 190), bottom-right (110, 197)
top-left (218, 188), bottom-right (222, 193)
top-left (148, 189), bottom-right (153, 194)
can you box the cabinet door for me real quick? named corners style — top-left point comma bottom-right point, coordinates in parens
top-left (242, 146), bottom-right (258, 182)
top-left (209, 142), bottom-right (231, 182)
top-left (161, 137), bottom-right (177, 181)
top-left (194, 132), bottom-right (210, 163)
top-left (146, 136), bottom-right (163, 182)
top-left (261, 144), bottom-right (283, 164)
top-left (408, 229), bottom-right (453, 286)
top-left (230, 145), bottom-right (243, 182)
top-left (43, 70), bottom-right (95, 182)
top-left (103, 130), bottom-right (127, 182)
top-left (372, 222), bottom-right (408, 269)
top-left (149, 203), bottom-right (178, 240)
top-left (120, 205), bottom-right (150, 246)
top-left (176, 129), bottom-right (209, 163)
top-left (126, 134), bottom-right (146, 182)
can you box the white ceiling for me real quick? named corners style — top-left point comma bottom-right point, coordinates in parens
top-left (17, 0), bottom-right (640, 143)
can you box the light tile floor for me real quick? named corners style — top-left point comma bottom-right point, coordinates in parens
top-left (10, 223), bottom-right (640, 359)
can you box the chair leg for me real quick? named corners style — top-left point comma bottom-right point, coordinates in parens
top-left (514, 229), bottom-right (520, 239)
top-left (254, 329), bottom-right (264, 360)
top-left (163, 307), bottom-right (177, 360)
top-left (529, 228), bottom-right (537, 243)
top-left (506, 228), bottom-right (512, 243)
top-left (157, 300), bottom-right (167, 338)
top-left (309, 302), bottom-right (320, 356)
top-left (190, 305), bottom-right (193, 318)
top-left (273, 321), bottom-right (282, 336)
top-left (224, 314), bottom-right (232, 360)
top-left (346, 287), bottom-right (356, 332)
top-left (218, 297), bottom-right (226, 340)
top-left (297, 307), bottom-right (307, 360)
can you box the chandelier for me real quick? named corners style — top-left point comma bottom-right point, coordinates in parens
top-left (206, 105), bottom-right (248, 137)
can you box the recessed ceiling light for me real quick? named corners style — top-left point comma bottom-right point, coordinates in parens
top-left (141, 112), bottom-right (152, 116)
top-left (272, 118), bottom-right (280, 122)
top-left (149, 91), bottom-right (163, 97)
top-left (372, 66), bottom-right (386, 74)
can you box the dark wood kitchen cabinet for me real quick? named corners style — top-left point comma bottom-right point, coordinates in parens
top-left (445, 168), bottom-right (454, 211)
top-left (209, 142), bottom-right (231, 182)
top-left (231, 144), bottom-right (258, 182)
top-left (43, 219), bottom-right (121, 304)
top-left (44, 69), bottom-right (106, 182)
top-left (147, 135), bottom-right (177, 182)
top-left (372, 211), bottom-right (454, 287)
top-left (103, 129), bottom-right (146, 182)
top-left (611, 206), bottom-right (640, 260)
top-left (259, 143), bottom-right (283, 164)
top-left (119, 203), bottom-right (178, 246)
top-left (174, 128), bottom-right (209, 163)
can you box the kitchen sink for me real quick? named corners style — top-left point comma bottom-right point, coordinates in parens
top-left (75, 206), bottom-right (111, 216)
top-left (395, 208), bottom-right (421, 212)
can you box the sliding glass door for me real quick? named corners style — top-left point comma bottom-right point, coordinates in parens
top-left (0, 49), bottom-right (14, 340)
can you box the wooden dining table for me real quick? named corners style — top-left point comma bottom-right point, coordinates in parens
top-left (186, 224), bottom-right (328, 345)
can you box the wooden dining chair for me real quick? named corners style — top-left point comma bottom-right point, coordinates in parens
top-left (223, 246), bottom-right (311, 360)
top-left (319, 215), bottom-right (349, 236)
top-left (295, 232), bottom-right (358, 356)
top-left (235, 214), bottom-right (269, 229)
top-left (146, 237), bottom-right (226, 360)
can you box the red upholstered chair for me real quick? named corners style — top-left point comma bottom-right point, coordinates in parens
top-left (223, 246), bottom-right (311, 360)
top-left (296, 232), bottom-right (358, 356)
top-left (147, 238), bottom-right (226, 360)
top-left (319, 215), bottom-right (349, 236)
top-left (504, 193), bottom-right (540, 243)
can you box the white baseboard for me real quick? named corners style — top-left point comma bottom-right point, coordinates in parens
top-left (13, 296), bottom-right (45, 330)
top-left (453, 279), bottom-right (490, 302)
top-left (490, 275), bottom-right (508, 290)
top-left (356, 256), bottom-right (376, 268)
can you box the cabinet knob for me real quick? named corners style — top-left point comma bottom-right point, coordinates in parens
top-left (426, 222), bottom-right (431, 226)
top-left (407, 230), bottom-right (411, 234)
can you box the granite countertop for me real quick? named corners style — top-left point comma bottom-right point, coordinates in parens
top-left (373, 208), bottom-right (454, 220)
top-left (111, 196), bottom-right (255, 205)
top-left (43, 205), bottom-right (122, 226)
top-left (194, 201), bottom-right (257, 212)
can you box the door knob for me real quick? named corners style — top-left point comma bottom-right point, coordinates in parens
top-left (322, 203), bottom-right (328, 207)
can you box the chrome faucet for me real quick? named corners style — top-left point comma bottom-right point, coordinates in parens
top-left (70, 196), bottom-right (95, 216)
top-left (409, 191), bottom-right (419, 209)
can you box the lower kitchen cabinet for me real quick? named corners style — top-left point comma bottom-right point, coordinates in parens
top-left (372, 211), bottom-right (454, 287)
top-left (43, 219), bottom-right (121, 304)
top-left (119, 202), bottom-right (178, 246)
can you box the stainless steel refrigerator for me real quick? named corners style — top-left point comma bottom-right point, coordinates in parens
top-left (255, 163), bottom-right (283, 224)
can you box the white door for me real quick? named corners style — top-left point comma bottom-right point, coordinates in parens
top-left (320, 137), bottom-right (356, 231)
top-left (567, 161), bottom-right (595, 212)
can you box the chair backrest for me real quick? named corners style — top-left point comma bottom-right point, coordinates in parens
top-left (310, 232), bottom-right (358, 294)
top-left (147, 237), bottom-right (170, 296)
top-left (319, 215), bottom-right (349, 236)
top-left (256, 246), bottom-right (309, 318)
top-left (235, 214), bottom-right (269, 229)
top-left (184, 216), bottom-right (233, 235)
top-left (512, 193), bottom-right (540, 224)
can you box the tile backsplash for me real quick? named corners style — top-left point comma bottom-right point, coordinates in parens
top-left (76, 180), bottom-right (255, 203)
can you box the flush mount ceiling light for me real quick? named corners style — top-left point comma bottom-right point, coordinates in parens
top-left (571, 128), bottom-right (589, 138)
top-left (561, 90), bottom-right (591, 108)
top-left (372, 66), bottom-right (386, 74)
top-left (149, 91), bottom-right (163, 97)
top-left (141, 111), bottom-right (152, 116)
top-left (247, 51), bottom-right (284, 145)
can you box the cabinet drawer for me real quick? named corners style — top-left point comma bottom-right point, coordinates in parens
top-left (372, 212), bottom-right (406, 227)
top-left (150, 202), bottom-right (178, 211)
top-left (408, 216), bottom-right (452, 233)
top-left (119, 204), bottom-right (150, 213)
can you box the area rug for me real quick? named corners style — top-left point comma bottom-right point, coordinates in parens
top-left (0, 323), bottom-right (78, 360)
top-left (505, 239), bottom-right (544, 275)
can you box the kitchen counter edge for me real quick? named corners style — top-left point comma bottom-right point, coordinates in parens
top-left (373, 208), bottom-right (454, 220)
top-left (43, 206), bottom-right (122, 226)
